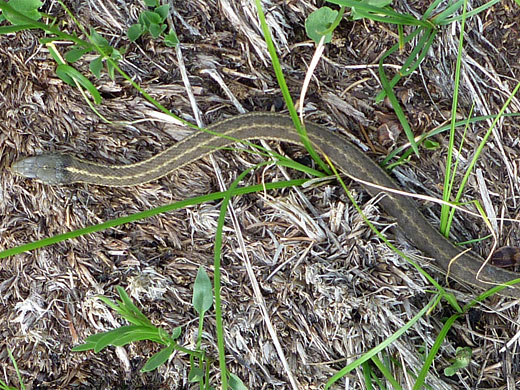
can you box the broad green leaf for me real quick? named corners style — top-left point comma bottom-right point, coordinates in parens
top-left (93, 325), bottom-right (149, 353)
top-left (128, 23), bottom-right (144, 41)
top-left (156, 327), bottom-right (174, 344)
top-left (110, 48), bottom-right (122, 61)
top-left (110, 331), bottom-right (166, 347)
top-left (72, 329), bottom-right (122, 352)
top-left (229, 373), bottom-right (247, 390)
top-left (89, 56), bottom-right (103, 78)
top-left (96, 295), bottom-right (119, 311)
top-left (94, 326), bottom-right (165, 352)
top-left (106, 61), bottom-right (115, 80)
top-left (142, 10), bottom-right (161, 25)
top-left (2, 0), bottom-right (42, 25)
top-left (115, 286), bottom-right (153, 326)
top-left (53, 65), bottom-right (78, 86)
top-left (154, 4), bottom-right (170, 21)
top-left (144, 0), bottom-right (158, 6)
top-left (71, 344), bottom-right (93, 352)
top-left (188, 367), bottom-right (204, 382)
top-left (71, 340), bottom-right (97, 352)
top-left (89, 28), bottom-right (109, 50)
top-left (81, 333), bottom-right (106, 344)
top-left (149, 23), bottom-right (163, 38)
top-left (164, 31), bottom-right (179, 47)
top-left (141, 343), bottom-right (175, 372)
top-left (192, 267), bottom-right (213, 315)
top-left (138, 13), bottom-right (147, 28)
top-left (65, 48), bottom-right (89, 63)
top-left (171, 326), bottom-right (182, 339)
top-left (55, 64), bottom-right (102, 104)
top-left (305, 7), bottom-right (337, 44)
top-left (73, 325), bottom-right (170, 353)
top-left (422, 139), bottom-right (440, 150)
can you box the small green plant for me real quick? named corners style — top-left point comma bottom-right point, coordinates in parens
top-left (72, 273), bottom-right (246, 389)
top-left (64, 29), bottom-right (124, 80)
top-left (0, 1), bottom-right (118, 100)
top-left (127, 0), bottom-right (178, 47)
top-left (72, 284), bottom-right (193, 372)
top-left (0, 0), bottom-right (182, 124)
top-left (71, 285), bottom-right (187, 372)
top-left (0, 0), bottom-right (175, 96)
top-left (443, 347), bottom-right (472, 376)
top-left (305, 7), bottom-right (339, 44)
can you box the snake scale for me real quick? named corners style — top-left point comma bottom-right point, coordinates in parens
top-left (11, 112), bottom-right (520, 298)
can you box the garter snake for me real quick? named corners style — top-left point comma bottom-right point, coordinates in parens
top-left (11, 112), bottom-right (520, 298)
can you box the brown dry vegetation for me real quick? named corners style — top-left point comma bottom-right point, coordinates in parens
top-left (1, 0), bottom-right (520, 389)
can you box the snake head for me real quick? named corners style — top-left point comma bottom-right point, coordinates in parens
top-left (10, 154), bottom-right (73, 185)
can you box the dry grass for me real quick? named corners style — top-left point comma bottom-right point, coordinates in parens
top-left (1, 0), bottom-right (520, 389)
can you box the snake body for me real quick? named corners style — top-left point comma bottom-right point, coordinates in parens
top-left (11, 112), bottom-right (520, 298)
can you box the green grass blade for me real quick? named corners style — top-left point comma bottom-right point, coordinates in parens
top-left (437, 0), bottom-right (502, 24)
top-left (7, 348), bottom-right (25, 390)
top-left (374, 28), bottom-right (422, 102)
top-left (429, 0), bottom-right (464, 23)
top-left (0, 24), bottom-right (34, 33)
top-left (253, 0), bottom-right (330, 174)
top-left (382, 113), bottom-right (520, 166)
top-left (439, 0), bottom-right (467, 235)
top-left (445, 82), bottom-right (520, 232)
top-left (0, 179), bottom-right (307, 259)
top-left (141, 343), bottom-right (175, 372)
top-left (327, 0), bottom-right (431, 27)
top-left (211, 166), bottom-right (257, 390)
top-left (422, 0), bottom-right (446, 19)
top-left (371, 355), bottom-right (402, 389)
top-left (412, 313), bottom-right (461, 390)
top-left (376, 26), bottom-right (437, 155)
top-left (378, 57), bottom-right (419, 155)
top-left (325, 297), bottom-right (437, 389)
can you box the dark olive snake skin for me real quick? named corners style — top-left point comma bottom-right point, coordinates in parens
top-left (11, 112), bottom-right (520, 298)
